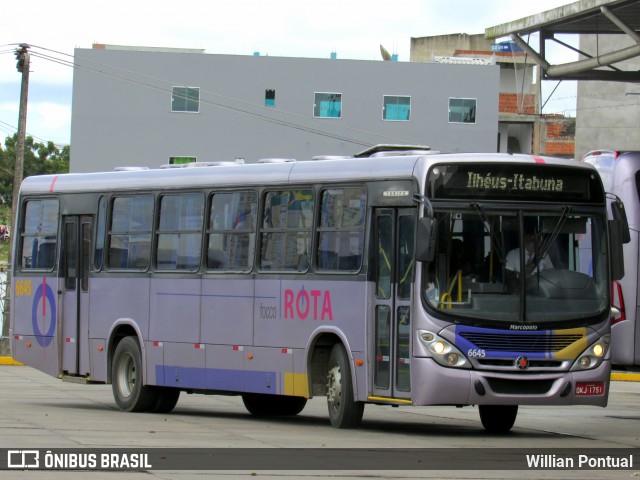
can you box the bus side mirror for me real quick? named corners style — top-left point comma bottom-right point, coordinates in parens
top-left (609, 219), bottom-right (625, 281)
top-left (416, 217), bottom-right (436, 262)
top-left (611, 200), bottom-right (631, 244)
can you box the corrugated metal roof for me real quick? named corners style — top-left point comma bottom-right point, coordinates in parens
top-left (485, 0), bottom-right (640, 81)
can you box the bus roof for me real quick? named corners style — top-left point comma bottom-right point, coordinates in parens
top-left (19, 152), bottom-right (595, 196)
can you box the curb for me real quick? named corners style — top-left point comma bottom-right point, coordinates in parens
top-left (611, 372), bottom-right (640, 382)
top-left (0, 357), bottom-right (23, 366)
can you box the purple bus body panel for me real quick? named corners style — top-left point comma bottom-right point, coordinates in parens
top-left (253, 278), bottom-right (367, 350)
top-left (151, 278), bottom-right (201, 344)
top-left (200, 278), bottom-right (253, 345)
top-left (89, 278), bottom-right (150, 341)
top-left (12, 275), bottom-right (61, 378)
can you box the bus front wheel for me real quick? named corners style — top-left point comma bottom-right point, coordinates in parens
top-left (326, 344), bottom-right (364, 428)
top-left (111, 336), bottom-right (156, 412)
top-left (478, 405), bottom-right (518, 433)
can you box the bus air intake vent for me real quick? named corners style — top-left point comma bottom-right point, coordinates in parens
top-left (459, 332), bottom-right (582, 353)
top-left (486, 377), bottom-right (555, 395)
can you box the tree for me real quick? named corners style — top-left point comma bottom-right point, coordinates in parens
top-left (0, 134), bottom-right (70, 209)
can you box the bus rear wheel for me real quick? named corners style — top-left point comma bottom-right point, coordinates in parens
top-left (326, 344), bottom-right (364, 428)
top-left (111, 336), bottom-right (156, 412)
top-left (242, 393), bottom-right (307, 416)
top-left (479, 405), bottom-right (518, 433)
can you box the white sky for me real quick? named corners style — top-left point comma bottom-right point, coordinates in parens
top-left (0, 0), bottom-right (579, 146)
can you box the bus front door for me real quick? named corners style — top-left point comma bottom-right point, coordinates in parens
top-left (372, 208), bottom-right (415, 400)
top-left (60, 215), bottom-right (92, 377)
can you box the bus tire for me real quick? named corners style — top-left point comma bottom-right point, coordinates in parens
top-left (479, 405), bottom-right (518, 433)
top-left (326, 343), bottom-right (364, 428)
top-left (242, 393), bottom-right (307, 416)
top-left (111, 336), bottom-right (156, 412)
top-left (151, 388), bottom-right (180, 413)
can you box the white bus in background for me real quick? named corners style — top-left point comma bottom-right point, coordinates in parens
top-left (583, 150), bottom-right (638, 368)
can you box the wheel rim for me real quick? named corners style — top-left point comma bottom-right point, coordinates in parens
top-left (327, 365), bottom-right (342, 410)
top-left (116, 352), bottom-right (136, 398)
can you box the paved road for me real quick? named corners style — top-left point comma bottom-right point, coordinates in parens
top-left (0, 365), bottom-right (639, 479)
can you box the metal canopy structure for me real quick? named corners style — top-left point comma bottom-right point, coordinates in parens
top-left (486, 0), bottom-right (640, 82)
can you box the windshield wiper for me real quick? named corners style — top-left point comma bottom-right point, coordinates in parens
top-left (471, 202), bottom-right (504, 260)
top-left (533, 205), bottom-right (572, 265)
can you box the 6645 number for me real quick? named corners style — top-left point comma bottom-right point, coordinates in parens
top-left (467, 349), bottom-right (486, 358)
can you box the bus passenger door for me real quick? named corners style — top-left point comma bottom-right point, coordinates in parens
top-left (60, 215), bottom-right (92, 376)
top-left (372, 208), bottom-right (415, 400)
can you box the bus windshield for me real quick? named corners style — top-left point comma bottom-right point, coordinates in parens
top-left (424, 208), bottom-right (609, 325)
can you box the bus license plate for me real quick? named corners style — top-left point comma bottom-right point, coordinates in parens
top-left (575, 382), bottom-right (605, 396)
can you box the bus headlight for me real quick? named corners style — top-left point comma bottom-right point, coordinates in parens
top-left (418, 330), bottom-right (470, 369)
top-left (570, 335), bottom-right (610, 371)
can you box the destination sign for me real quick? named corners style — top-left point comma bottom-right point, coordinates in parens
top-left (427, 163), bottom-right (604, 203)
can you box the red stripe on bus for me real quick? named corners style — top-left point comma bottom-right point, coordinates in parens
top-left (42, 277), bottom-right (47, 317)
top-left (533, 156), bottom-right (545, 164)
top-left (49, 175), bottom-right (59, 192)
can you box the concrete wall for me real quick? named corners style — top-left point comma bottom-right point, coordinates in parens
top-left (576, 34), bottom-right (640, 159)
top-left (410, 34), bottom-right (491, 61)
top-left (70, 49), bottom-right (499, 172)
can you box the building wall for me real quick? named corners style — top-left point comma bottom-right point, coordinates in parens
top-left (576, 34), bottom-right (640, 159)
top-left (410, 34), bottom-right (547, 155)
top-left (70, 48), bottom-right (499, 172)
top-left (410, 34), bottom-right (492, 61)
top-left (536, 116), bottom-right (576, 158)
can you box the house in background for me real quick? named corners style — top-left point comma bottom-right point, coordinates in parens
top-left (70, 44), bottom-right (499, 173)
top-left (411, 33), bottom-right (575, 157)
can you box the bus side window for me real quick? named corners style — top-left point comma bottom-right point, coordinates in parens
top-left (260, 190), bottom-right (313, 271)
top-left (93, 196), bottom-right (107, 270)
top-left (317, 186), bottom-right (365, 272)
top-left (156, 193), bottom-right (204, 271)
top-left (207, 191), bottom-right (257, 272)
top-left (108, 195), bottom-right (153, 271)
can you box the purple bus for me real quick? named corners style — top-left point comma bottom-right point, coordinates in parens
top-left (10, 149), bottom-right (625, 433)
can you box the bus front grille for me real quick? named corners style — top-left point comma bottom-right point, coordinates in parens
top-left (460, 332), bottom-right (583, 353)
top-left (477, 359), bottom-right (564, 369)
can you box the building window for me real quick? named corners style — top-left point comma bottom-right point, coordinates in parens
top-left (383, 96), bottom-right (411, 121)
top-left (449, 98), bottom-right (476, 124)
top-left (171, 86), bottom-right (200, 113)
top-left (314, 92), bottom-right (342, 118)
top-left (265, 89), bottom-right (275, 107)
top-left (169, 156), bottom-right (196, 165)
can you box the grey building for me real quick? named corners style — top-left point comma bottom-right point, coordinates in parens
top-left (576, 34), bottom-right (640, 159)
top-left (70, 45), bottom-right (499, 172)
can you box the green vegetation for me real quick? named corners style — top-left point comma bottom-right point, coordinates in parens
top-left (0, 134), bottom-right (69, 265)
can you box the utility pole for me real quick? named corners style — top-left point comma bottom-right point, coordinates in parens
top-left (0, 44), bottom-right (30, 356)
